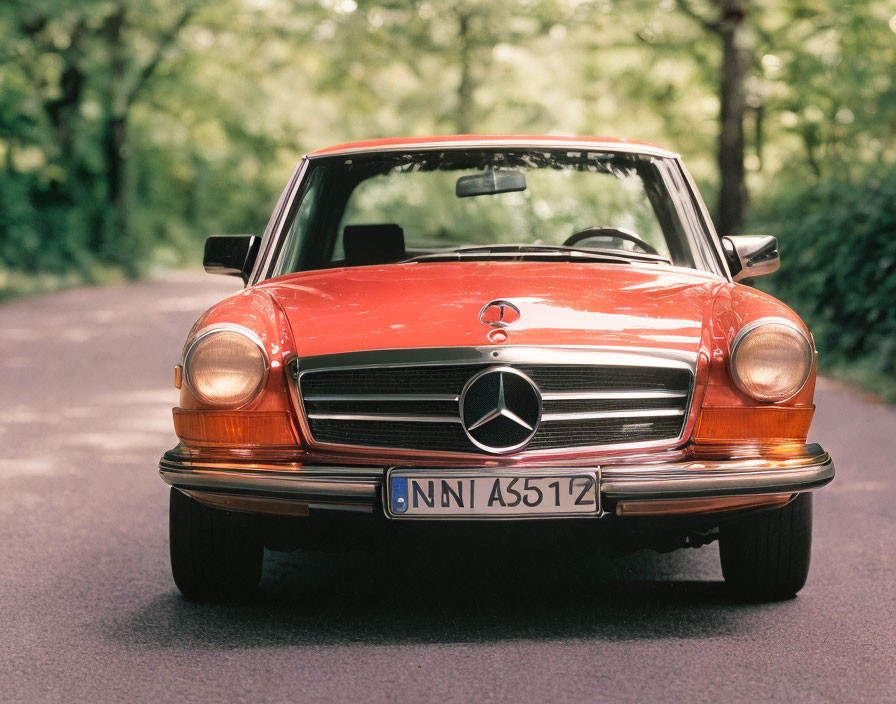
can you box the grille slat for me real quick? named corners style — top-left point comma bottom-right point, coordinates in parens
top-left (301, 366), bottom-right (478, 395)
top-left (520, 365), bottom-right (690, 392)
top-left (308, 419), bottom-right (470, 453)
top-left (541, 396), bottom-right (684, 414)
top-left (527, 416), bottom-right (684, 450)
top-left (305, 399), bottom-right (458, 416)
top-left (298, 359), bottom-right (691, 453)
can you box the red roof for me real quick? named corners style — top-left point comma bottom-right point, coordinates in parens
top-left (306, 134), bottom-right (676, 158)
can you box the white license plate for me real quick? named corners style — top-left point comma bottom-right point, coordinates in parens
top-left (387, 470), bottom-right (600, 518)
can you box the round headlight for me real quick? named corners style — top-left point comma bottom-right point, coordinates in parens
top-left (730, 320), bottom-right (813, 402)
top-left (183, 327), bottom-right (268, 408)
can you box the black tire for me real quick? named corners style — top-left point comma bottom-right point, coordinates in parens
top-left (719, 493), bottom-right (813, 601)
top-left (169, 488), bottom-right (264, 601)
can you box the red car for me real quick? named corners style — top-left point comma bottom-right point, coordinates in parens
top-left (160, 136), bottom-right (834, 601)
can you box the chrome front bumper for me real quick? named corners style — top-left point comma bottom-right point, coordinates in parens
top-left (158, 443), bottom-right (834, 515)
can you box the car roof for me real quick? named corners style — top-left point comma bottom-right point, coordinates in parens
top-left (306, 135), bottom-right (678, 159)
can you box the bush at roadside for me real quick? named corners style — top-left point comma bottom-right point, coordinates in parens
top-left (749, 168), bottom-right (896, 401)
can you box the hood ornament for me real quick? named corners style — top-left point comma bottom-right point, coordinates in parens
top-left (479, 300), bottom-right (520, 328)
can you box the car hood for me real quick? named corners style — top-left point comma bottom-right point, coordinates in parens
top-left (257, 262), bottom-right (724, 359)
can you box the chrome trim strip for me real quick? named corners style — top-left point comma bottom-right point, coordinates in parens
top-left (306, 408), bottom-right (684, 426)
top-left (541, 409), bottom-right (685, 422)
top-left (304, 393), bottom-right (460, 402)
top-left (159, 459), bottom-right (379, 504)
top-left (297, 410), bottom-right (687, 427)
top-left (601, 451), bottom-right (835, 500)
top-left (307, 412), bottom-right (462, 423)
top-left (294, 345), bottom-right (698, 374)
top-left (307, 391), bottom-right (687, 402)
top-left (542, 390), bottom-right (688, 400)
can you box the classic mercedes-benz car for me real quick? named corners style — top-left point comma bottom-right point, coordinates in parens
top-left (159, 135), bottom-right (834, 601)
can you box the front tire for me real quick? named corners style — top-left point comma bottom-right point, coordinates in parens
top-left (169, 488), bottom-right (264, 601)
top-left (719, 493), bottom-right (812, 601)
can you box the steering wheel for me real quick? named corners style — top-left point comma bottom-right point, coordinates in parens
top-left (563, 227), bottom-right (659, 256)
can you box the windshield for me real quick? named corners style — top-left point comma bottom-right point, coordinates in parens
top-left (271, 149), bottom-right (720, 275)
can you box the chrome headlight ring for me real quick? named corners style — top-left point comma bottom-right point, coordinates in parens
top-left (182, 324), bottom-right (270, 408)
top-left (729, 317), bottom-right (813, 403)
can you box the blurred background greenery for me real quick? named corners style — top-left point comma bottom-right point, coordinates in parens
top-left (1, 0), bottom-right (894, 395)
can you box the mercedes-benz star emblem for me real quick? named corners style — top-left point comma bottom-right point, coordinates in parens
top-left (460, 367), bottom-right (541, 454)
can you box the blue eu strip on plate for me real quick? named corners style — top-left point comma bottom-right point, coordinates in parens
top-left (390, 476), bottom-right (408, 513)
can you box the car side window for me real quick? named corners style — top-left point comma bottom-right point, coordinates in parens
top-left (274, 170), bottom-right (322, 275)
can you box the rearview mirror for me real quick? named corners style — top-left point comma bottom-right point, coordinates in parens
top-left (456, 170), bottom-right (527, 198)
top-left (203, 235), bottom-right (260, 284)
top-left (721, 235), bottom-right (780, 282)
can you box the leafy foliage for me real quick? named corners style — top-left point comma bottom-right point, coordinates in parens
top-left (751, 168), bottom-right (896, 394)
top-left (0, 0), bottom-right (290, 282)
top-left (1, 0), bottom-right (895, 398)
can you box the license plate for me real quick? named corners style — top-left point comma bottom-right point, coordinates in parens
top-left (387, 469), bottom-right (600, 518)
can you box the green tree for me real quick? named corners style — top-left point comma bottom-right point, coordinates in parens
top-left (2, 0), bottom-right (895, 287)
top-left (1, 0), bottom-right (198, 273)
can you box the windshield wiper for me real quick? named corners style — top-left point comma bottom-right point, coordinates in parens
top-left (406, 244), bottom-right (671, 265)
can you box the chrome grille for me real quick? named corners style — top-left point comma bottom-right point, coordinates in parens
top-left (292, 348), bottom-right (694, 455)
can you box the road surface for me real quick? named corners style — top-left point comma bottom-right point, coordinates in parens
top-left (1, 272), bottom-right (893, 702)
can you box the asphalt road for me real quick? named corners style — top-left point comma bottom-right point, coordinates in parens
top-left (1, 272), bottom-right (894, 703)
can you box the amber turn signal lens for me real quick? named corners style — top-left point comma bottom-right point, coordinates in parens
top-left (695, 406), bottom-right (814, 443)
top-left (173, 409), bottom-right (297, 447)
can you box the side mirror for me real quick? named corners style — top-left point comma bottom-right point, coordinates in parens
top-left (203, 235), bottom-right (260, 284)
top-left (721, 235), bottom-right (780, 282)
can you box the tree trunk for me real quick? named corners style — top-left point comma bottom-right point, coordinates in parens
top-left (102, 6), bottom-right (130, 266)
top-left (716, 1), bottom-right (747, 234)
top-left (801, 126), bottom-right (822, 178)
top-left (456, 11), bottom-right (475, 134)
top-left (104, 115), bottom-right (128, 258)
top-left (40, 19), bottom-right (87, 181)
